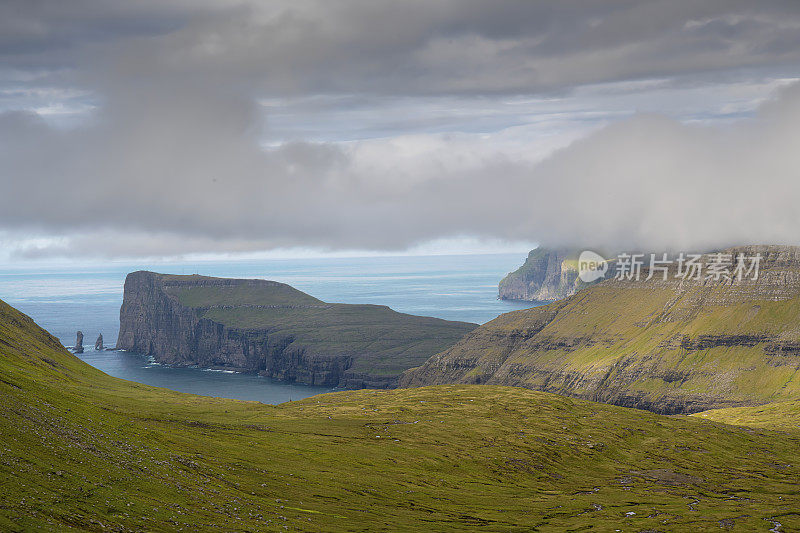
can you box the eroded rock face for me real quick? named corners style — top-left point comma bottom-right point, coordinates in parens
top-left (116, 272), bottom-right (198, 362)
top-left (404, 246), bottom-right (800, 415)
top-left (95, 334), bottom-right (103, 351)
top-left (73, 331), bottom-right (84, 354)
top-left (116, 272), bottom-right (347, 384)
top-left (116, 271), bottom-right (476, 389)
top-left (499, 248), bottom-right (575, 301)
top-left (498, 248), bottom-right (613, 302)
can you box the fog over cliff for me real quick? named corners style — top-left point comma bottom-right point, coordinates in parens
top-left (2, 1), bottom-right (800, 259)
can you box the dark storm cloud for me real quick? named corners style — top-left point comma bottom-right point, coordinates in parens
top-left (2, 1), bottom-right (800, 257)
top-left (4, 0), bottom-right (800, 95)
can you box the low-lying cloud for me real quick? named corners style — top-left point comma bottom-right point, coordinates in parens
top-left (3, 81), bottom-right (800, 257)
top-left (2, 1), bottom-right (800, 258)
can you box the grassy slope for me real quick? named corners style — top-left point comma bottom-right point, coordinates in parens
top-left (159, 274), bottom-right (477, 376)
top-left (694, 400), bottom-right (800, 431)
top-left (2, 299), bottom-right (800, 531)
top-left (503, 284), bottom-right (800, 398)
top-left (165, 278), bottom-right (323, 307)
top-left (405, 261), bottom-right (800, 411)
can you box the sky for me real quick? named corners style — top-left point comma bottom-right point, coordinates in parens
top-left (2, 0), bottom-right (800, 262)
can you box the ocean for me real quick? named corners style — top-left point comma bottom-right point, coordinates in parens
top-left (0, 253), bottom-right (540, 404)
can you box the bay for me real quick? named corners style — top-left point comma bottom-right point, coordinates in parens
top-left (0, 253), bottom-right (540, 403)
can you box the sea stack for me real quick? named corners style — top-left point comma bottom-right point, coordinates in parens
top-left (95, 333), bottom-right (104, 351)
top-left (74, 331), bottom-right (84, 354)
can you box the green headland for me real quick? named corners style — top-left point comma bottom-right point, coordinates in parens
top-left (116, 271), bottom-right (477, 388)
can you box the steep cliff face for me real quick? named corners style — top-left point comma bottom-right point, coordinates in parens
top-left (404, 245), bottom-right (800, 414)
top-left (498, 248), bottom-right (601, 301)
top-left (117, 271), bottom-right (476, 388)
top-left (117, 271), bottom-right (200, 360)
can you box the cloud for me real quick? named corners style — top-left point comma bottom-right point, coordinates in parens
top-left (2, 1), bottom-right (800, 258)
top-left (4, 1), bottom-right (800, 97)
top-left (3, 81), bottom-right (800, 257)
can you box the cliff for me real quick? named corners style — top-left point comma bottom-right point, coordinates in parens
top-left (116, 271), bottom-right (476, 388)
top-left (404, 245), bottom-right (800, 414)
top-left (498, 247), bottom-right (608, 301)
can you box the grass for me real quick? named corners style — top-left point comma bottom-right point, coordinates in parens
top-left (407, 258), bottom-right (800, 412)
top-left (163, 275), bottom-right (322, 308)
top-left (2, 298), bottom-right (800, 531)
top-left (693, 399), bottom-right (800, 431)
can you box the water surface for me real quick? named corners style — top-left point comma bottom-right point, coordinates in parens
top-left (79, 349), bottom-right (333, 404)
top-left (0, 253), bottom-right (541, 403)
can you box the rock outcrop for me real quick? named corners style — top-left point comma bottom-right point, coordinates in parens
top-left (404, 245), bottom-right (800, 414)
top-left (73, 331), bottom-right (84, 354)
top-left (499, 248), bottom-right (575, 301)
top-left (117, 271), bottom-right (477, 388)
top-left (498, 247), bottom-right (613, 301)
top-left (95, 334), bottom-right (103, 351)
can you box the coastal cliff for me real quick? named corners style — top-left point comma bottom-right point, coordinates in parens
top-left (117, 271), bottom-right (476, 388)
top-left (498, 247), bottom-right (608, 301)
top-left (498, 248), bottom-right (575, 301)
top-left (404, 245), bottom-right (800, 414)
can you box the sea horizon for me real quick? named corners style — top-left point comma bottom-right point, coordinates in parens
top-left (0, 252), bottom-right (540, 404)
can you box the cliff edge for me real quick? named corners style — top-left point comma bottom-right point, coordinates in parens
top-left (117, 271), bottom-right (476, 388)
top-left (498, 247), bottom-right (608, 301)
top-left (405, 245), bottom-right (800, 414)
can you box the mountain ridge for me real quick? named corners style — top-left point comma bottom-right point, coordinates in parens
top-left (403, 245), bottom-right (800, 414)
top-left (498, 247), bottom-right (617, 302)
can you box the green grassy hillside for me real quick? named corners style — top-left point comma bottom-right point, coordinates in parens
top-left (163, 274), bottom-right (323, 307)
top-left (404, 246), bottom-right (800, 414)
top-left (2, 297), bottom-right (800, 531)
top-left (694, 399), bottom-right (800, 431)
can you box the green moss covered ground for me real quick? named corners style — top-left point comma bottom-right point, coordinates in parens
top-left (2, 298), bottom-right (800, 531)
top-left (165, 276), bottom-right (323, 308)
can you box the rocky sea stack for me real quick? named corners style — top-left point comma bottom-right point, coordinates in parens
top-left (116, 271), bottom-right (476, 388)
top-left (73, 331), bottom-right (83, 354)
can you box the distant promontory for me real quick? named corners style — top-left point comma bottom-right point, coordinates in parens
top-left (116, 271), bottom-right (476, 389)
top-left (498, 248), bottom-right (588, 301)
